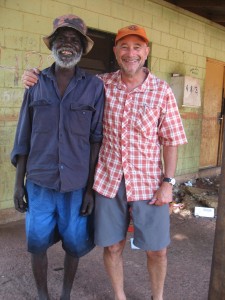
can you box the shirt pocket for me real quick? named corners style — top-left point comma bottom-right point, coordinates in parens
top-left (29, 99), bottom-right (53, 133)
top-left (135, 105), bottom-right (160, 138)
top-left (69, 104), bottom-right (96, 136)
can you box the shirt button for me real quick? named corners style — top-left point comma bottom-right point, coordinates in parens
top-left (60, 165), bottom-right (64, 170)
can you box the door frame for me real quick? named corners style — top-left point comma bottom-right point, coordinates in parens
top-left (200, 57), bottom-right (225, 169)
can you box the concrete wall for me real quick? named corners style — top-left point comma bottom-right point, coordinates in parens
top-left (1, 0), bottom-right (225, 222)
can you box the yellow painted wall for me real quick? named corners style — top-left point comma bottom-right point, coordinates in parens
top-left (1, 0), bottom-right (225, 222)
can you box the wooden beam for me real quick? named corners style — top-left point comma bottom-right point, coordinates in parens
top-left (208, 125), bottom-right (225, 299)
top-left (166, 0), bottom-right (224, 8)
top-left (209, 16), bottom-right (225, 22)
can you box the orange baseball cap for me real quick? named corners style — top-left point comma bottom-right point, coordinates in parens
top-left (115, 25), bottom-right (149, 45)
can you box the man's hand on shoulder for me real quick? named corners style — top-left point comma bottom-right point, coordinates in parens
top-left (22, 68), bottom-right (40, 89)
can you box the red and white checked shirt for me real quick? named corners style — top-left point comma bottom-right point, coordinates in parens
top-left (93, 68), bottom-right (187, 202)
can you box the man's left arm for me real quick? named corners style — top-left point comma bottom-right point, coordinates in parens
top-left (80, 79), bottom-right (105, 216)
top-left (150, 145), bottom-right (178, 206)
top-left (80, 142), bottom-right (101, 216)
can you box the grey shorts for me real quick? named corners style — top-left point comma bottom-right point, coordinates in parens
top-left (94, 178), bottom-right (170, 251)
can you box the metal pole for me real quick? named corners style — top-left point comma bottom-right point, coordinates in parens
top-left (208, 125), bottom-right (225, 299)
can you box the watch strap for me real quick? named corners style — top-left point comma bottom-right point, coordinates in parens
top-left (163, 177), bottom-right (176, 185)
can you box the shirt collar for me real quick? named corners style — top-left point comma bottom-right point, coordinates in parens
top-left (42, 63), bottom-right (86, 81)
top-left (104, 68), bottom-right (156, 92)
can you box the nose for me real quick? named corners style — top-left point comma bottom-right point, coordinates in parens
top-left (64, 37), bottom-right (73, 44)
top-left (126, 47), bottom-right (136, 56)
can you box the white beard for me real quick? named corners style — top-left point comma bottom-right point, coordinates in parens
top-left (52, 45), bottom-right (82, 69)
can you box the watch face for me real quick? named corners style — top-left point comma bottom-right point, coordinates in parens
top-left (171, 178), bottom-right (176, 185)
top-left (163, 177), bottom-right (176, 185)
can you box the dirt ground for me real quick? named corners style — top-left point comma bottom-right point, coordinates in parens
top-left (0, 176), bottom-right (219, 300)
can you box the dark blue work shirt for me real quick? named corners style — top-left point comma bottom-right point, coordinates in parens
top-left (11, 64), bottom-right (105, 192)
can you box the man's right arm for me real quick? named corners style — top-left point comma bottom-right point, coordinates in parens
top-left (22, 68), bottom-right (40, 88)
top-left (14, 155), bottom-right (28, 213)
top-left (12, 90), bottom-right (32, 213)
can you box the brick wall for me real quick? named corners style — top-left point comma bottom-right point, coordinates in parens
top-left (1, 0), bottom-right (225, 222)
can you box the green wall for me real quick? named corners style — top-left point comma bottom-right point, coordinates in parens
top-left (1, 0), bottom-right (225, 221)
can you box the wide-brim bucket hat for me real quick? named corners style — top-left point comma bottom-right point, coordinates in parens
top-left (43, 14), bottom-right (94, 55)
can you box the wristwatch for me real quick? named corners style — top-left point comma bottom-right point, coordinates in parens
top-left (163, 177), bottom-right (176, 186)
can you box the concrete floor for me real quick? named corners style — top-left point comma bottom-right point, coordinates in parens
top-left (0, 213), bottom-right (215, 300)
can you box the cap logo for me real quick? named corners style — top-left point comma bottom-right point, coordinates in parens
top-left (128, 25), bottom-right (139, 31)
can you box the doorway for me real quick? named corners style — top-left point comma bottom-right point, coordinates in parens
top-left (78, 28), bottom-right (118, 74)
top-left (200, 58), bottom-right (225, 168)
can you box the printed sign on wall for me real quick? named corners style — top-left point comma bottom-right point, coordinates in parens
top-left (183, 76), bottom-right (201, 107)
top-left (170, 76), bottom-right (201, 107)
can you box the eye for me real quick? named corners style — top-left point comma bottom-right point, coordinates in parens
top-left (72, 39), bottom-right (81, 45)
top-left (56, 37), bottom-right (63, 42)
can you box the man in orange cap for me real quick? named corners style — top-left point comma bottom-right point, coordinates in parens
top-left (12, 14), bottom-right (104, 300)
top-left (22, 24), bottom-right (187, 300)
top-left (93, 25), bottom-right (187, 300)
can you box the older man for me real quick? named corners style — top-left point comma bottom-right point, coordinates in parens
top-left (11, 15), bottom-right (104, 300)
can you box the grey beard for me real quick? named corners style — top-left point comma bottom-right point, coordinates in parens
top-left (52, 46), bottom-right (82, 69)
